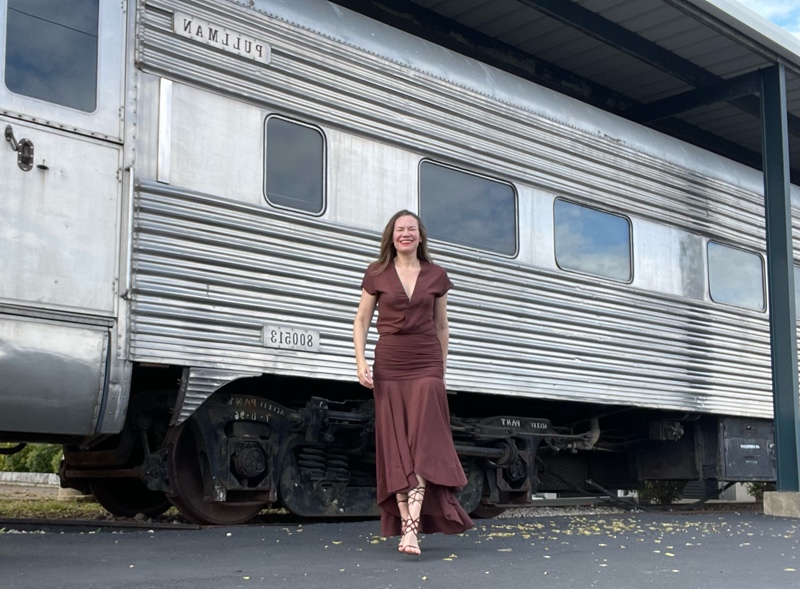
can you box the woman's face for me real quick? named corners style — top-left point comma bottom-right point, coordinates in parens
top-left (393, 215), bottom-right (420, 256)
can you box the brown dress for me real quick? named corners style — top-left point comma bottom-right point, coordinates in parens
top-left (361, 260), bottom-right (474, 537)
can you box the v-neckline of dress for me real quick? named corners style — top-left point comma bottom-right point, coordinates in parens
top-left (392, 261), bottom-right (424, 302)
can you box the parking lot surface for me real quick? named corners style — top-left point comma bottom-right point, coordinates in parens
top-left (1, 511), bottom-right (798, 589)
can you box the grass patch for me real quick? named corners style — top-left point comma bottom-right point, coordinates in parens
top-left (0, 498), bottom-right (184, 520)
top-left (0, 499), bottom-right (110, 520)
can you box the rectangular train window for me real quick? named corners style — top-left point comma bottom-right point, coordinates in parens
top-left (796, 265), bottom-right (800, 320)
top-left (264, 116), bottom-right (325, 215)
top-left (707, 241), bottom-right (764, 311)
top-left (419, 161), bottom-right (517, 255)
top-left (4, 0), bottom-right (98, 112)
top-left (554, 199), bottom-right (632, 282)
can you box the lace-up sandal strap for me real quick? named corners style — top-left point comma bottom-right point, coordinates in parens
top-left (400, 517), bottom-right (422, 555)
top-left (408, 486), bottom-right (426, 507)
top-left (402, 516), bottom-right (420, 537)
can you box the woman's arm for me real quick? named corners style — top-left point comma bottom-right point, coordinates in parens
top-left (353, 289), bottom-right (377, 389)
top-left (433, 294), bottom-right (449, 374)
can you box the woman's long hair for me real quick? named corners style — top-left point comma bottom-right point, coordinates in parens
top-left (371, 210), bottom-right (433, 274)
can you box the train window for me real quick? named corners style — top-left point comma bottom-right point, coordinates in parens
top-left (795, 265), bottom-right (800, 321)
top-left (419, 161), bottom-right (517, 255)
top-left (554, 199), bottom-right (632, 282)
top-left (707, 242), bottom-right (764, 311)
top-left (264, 117), bottom-right (325, 215)
top-left (4, 0), bottom-right (98, 112)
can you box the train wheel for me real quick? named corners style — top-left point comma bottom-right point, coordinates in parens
top-left (166, 421), bottom-right (265, 525)
top-left (90, 479), bottom-right (171, 518)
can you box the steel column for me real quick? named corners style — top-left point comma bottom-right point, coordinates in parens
top-left (761, 63), bottom-right (800, 491)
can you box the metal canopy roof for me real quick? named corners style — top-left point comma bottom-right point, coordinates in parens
top-left (330, 0), bottom-right (800, 185)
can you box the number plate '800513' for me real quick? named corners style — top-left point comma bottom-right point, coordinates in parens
top-left (261, 325), bottom-right (320, 352)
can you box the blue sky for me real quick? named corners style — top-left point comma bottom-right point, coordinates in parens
top-left (736, 0), bottom-right (800, 39)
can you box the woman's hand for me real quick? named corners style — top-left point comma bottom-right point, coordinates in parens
top-left (357, 361), bottom-right (374, 389)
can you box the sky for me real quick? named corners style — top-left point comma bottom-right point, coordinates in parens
top-left (735, 0), bottom-right (800, 40)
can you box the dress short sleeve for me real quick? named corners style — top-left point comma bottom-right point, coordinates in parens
top-left (433, 265), bottom-right (454, 297)
top-left (361, 264), bottom-right (378, 295)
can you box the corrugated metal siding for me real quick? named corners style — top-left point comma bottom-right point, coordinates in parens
top-left (132, 183), bottom-right (374, 379)
top-left (131, 179), bottom-right (773, 418)
top-left (131, 0), bottom-right (776, 418)
top-left (176, 367), bottom-right (262, 424)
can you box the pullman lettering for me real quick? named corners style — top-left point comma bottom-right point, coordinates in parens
top-left (174, 12), bottom-right (271, 64)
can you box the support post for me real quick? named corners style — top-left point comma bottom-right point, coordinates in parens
top-left (761, 63), bottom-right (800, 495)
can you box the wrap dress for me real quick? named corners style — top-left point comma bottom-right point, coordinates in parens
top-left (361, 261), bottom-right (474, 537)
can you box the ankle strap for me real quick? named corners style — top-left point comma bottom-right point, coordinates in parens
top-left (402, 516), bottom-right (420, 536)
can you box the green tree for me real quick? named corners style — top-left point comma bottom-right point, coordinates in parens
top-left (0, 444), bottom-right (62, 473)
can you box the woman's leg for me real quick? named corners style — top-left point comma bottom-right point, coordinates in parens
top-left (396, 492), bottom-right (409, 551)
top-left (401, 474), bottom-right (426, 554)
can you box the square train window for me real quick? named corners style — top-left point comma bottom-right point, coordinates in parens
top-left (5, 0), bottom-right (98, 112)
top-left (708, 241), bottom-right (764, 311)
top-left (264, 117), bottom-right (325, 215)
top-left (419, 161), bottom-right (517, 256)
top-left (554, 198), bottom-right (632, 282)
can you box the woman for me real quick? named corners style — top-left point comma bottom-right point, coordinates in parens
top-left (353, 210), bottom-right (474, 556)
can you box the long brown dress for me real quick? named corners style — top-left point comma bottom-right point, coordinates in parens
top-left (361, 260), bottom-right (474, 537)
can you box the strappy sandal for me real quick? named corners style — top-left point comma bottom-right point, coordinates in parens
top-left (396, 496), bottom-right (409, 553)
top-left (400, 486), bottom-right (425, 555)
top-left (400, 516), bottom-right (421, 555)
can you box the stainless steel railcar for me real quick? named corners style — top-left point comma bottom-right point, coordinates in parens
top-left (0, 0), bottom-right (789, 523)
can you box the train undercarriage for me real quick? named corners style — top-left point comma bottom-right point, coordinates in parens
top-left (56, 369), bottom-right (776, 525)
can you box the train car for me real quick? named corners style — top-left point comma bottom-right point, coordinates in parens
top-left (0, 0), bottom-right (791, 524)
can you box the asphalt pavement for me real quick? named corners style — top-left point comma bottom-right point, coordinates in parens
top-left (0, 511), bottom-right (798, 589)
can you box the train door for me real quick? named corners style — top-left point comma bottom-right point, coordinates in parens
top-left (0, 0), bottom-right (126, 435)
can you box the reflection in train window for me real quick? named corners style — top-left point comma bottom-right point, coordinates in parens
top-left (4, 0), bottom-right (99, 112)
top-left (264, 117), bottom-right (325, 215)
top-left (419, 161), bottom-right (517, 255)
top-left (707, 242), bottom-right (764, 311)
top-left (794, 265), bottom-right (800, 320)
top-left (554, 199), bottom-right (632, 282)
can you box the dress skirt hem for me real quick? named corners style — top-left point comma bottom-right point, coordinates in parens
top-left (373, 372), bottom-right (474, 537)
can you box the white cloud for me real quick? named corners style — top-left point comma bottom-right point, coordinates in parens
top-left (732, 0), bottom-right (800, 36)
